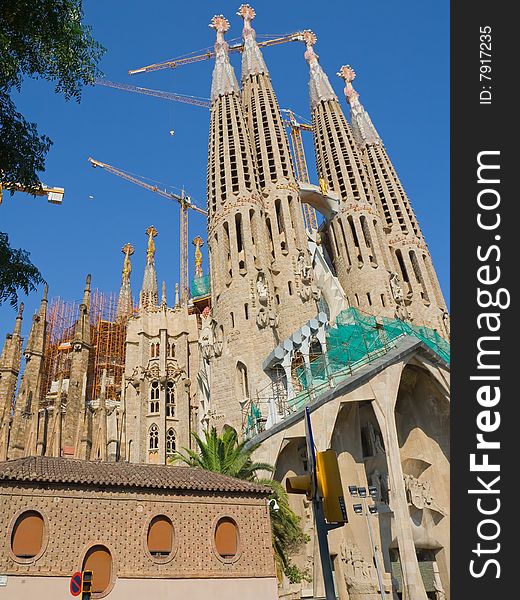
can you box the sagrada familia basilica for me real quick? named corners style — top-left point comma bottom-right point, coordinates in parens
top-left (0, 6), bottom-right (450, 600)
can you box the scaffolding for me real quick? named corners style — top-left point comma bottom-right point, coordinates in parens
top-left (40, 291), bottom-right (130, 405)
top-left (244, 307), bottom-right (450, 438)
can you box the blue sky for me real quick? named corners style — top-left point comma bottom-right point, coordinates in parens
top-left (0, 0), bottom-right (449, 338)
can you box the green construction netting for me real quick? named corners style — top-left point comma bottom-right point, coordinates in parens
top-left (191, 275), bottom-right (210, 298)
top-left (293, 307), bottom-right (450, 398)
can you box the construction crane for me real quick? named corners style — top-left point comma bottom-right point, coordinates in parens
top-left (281, 109), bottom-right (319, 231)
top-left (88, 157), bottom-right (207, 307)
top-left (93, 81), bottom-right (319, 229)
top-left (128, 31), bottom-right (306, 75)
top-left (94, 79), bottom-right (211, 109)
top-left (0, 182), bottom-right (64, 205)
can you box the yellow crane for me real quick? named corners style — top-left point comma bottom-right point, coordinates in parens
top-left (0, 182), bottom-right (64, 205)
top-left (128, 31), bottom-right (306, 75)
top-left (88, 157), bottom-right (207, 307)
top-left (281, 109), bottom-right (319, 231)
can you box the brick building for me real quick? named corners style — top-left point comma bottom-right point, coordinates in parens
top-left (0, 456), bottom-right (277, 599)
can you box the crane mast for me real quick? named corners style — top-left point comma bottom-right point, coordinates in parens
top-left (88, 157), bottom-right (207, 307)
top-left (281, 110), bottom-right (318, 231)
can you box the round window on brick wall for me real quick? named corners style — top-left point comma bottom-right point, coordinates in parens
top-left (214, 517), bottom-right (239, 559)
top-left (11, 510), bottom-right (44, 559)
top-left (147, 516), bottom-right (173, 557)
top-left (82, 545), bottom-right (112, 595)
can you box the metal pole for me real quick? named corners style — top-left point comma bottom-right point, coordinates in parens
top-left (363, 497), bottom-right (386, 600)
top-left (305, 407), bottom-right (336, 600)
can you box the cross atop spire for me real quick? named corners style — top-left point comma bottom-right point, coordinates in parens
top-left (302, 30), bottom-right (337, 110)
top-left (209, 15), bottom-right (240, 101)
top-left (237, 3), bottom-right (268, 78)
top-left (337, 65), bottom-right (380, 147)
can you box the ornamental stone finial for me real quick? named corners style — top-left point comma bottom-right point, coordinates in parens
top-left (237, 3), bottom-right (256, 20)
top-left (145, 226), bottom-right (158, 265)
top-left (302, 30), bottom-right (336, 109)
top-left (209, 14), bottom-right (240, 101)
top-left (337, 64), bottom-right (381, 147)
top-left (193, 236), bottom-right (204, 279)
top-left (237, 3), bottom-right (267, 78)
top-left (209, 14), bottom-right (231, 33)
top-left (121, 243), bottom-right (135, 284)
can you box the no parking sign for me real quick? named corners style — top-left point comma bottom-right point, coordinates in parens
top-left (70, 572), bottom-right (82, 596)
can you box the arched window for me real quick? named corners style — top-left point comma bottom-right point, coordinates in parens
top-left (11, 511), bottom-right (44, 558)
top-left (166, 428), bottom-right (176, 455)
top-left (147, 516), bottom-right (173, 557)
top-left (150, 381), bottom-right (160, 414)
top-left (149, 424), bottom-right (159, 450)
top-left (82, 545), bottom-right (112, 594)
top-left (166, 382), bottom-right (175, 417)
top-left (236, 362), bottom-right (249, 400)
top-left (214, 517), bottom-right (238, 559)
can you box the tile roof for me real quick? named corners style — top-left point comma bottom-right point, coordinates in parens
top-left (0, 456), bottom-right (271, 496)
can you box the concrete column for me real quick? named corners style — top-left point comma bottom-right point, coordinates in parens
top-left (370, 362), bottom-right (428, 600)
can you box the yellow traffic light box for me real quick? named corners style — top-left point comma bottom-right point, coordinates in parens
top-left (285, 472), bottom-right (313, 499)
top-left (316, 450), bottom-right (348, 524)
top-left (81, 570), bottom-right (93, 600)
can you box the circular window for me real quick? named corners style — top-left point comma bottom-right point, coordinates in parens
top-left (11, 510), bottom-right (45, 559)
top-left (214, 517), bottom-right (239, 561)
top-left (147, 515), bottom-right (174, 560)
top-left (82, 545), bottom-right (112, 595)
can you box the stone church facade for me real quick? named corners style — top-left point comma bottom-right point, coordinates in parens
top-left (0, 5), bottom-right (450, 600)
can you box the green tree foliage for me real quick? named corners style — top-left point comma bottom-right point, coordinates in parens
top-left (175, 426), bottom-right (310, 583)
top-left (0, 232), bottom-right (44, 308)
top-left (0, 1), bottom-right (105, 307)
top-left (0, 0), bottom-right (105, 190)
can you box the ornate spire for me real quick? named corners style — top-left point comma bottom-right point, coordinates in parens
top-left (192, 236), bottom-right (204, 279)
top-left (140, 226), bottom-right (159, 311)
top-left (209, 15), bottom-right (240, 102)
top-left (82, 274), bottom-right (91, 308)
top-left (161, 281), bottom-right (167, 307)
top-left (303, 30), bottom-right (337, 110)
top-left (13, 303), bottom-right (24, 336)
top-left (337, 65), bottom-right (381, 147)
top-left (237, 4), bottom-right (268, 79)
top-left (174, 283), bottom-right (180, 308)
top-left (116, 243), bottom-right (134, 321)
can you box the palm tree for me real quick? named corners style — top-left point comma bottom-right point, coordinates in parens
top-left (174, 426), bottom-right (310, 583)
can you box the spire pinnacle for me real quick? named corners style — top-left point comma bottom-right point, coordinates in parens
top-left (43, 283), bottom-right (48, 301)
top-left (193, 236), bottom-right (204, 279)
top-left (13, 303), bottom-right (24, 336)
top-left (175, 283), bottom-right (180, 308)
top-left (145, 226), bottom-right (157, 265)
top-left (303, 30), bottom-right (337, 110)
top-left (337, 65), bottom-right (380, 147)
top-left (82, 274), bottom-right (91, 308)
top-left (161, 281), bottom-right (167, 307)
top-left (237, 4), bottom-right (268, 78)
top-left (117, 243), bottom-right (134, 321)
top-left (209, 15), bottom-right (240, 102)
top-left (121, 243), bottom-right (134, 284)
top-left (140, 226), bottom-right (159, 311)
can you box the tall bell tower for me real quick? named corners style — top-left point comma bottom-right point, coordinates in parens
top-left (237, 4), bottom-right (318, 338)
top-left (206, 14), bottom-right (279, 430)
top-left (337, 65), bottom-right (449, 335)
top-left (303, 32), bottom-right (396, 316)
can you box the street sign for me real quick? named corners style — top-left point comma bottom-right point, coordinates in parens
top-left (70, 572), bottom-right (82, 596)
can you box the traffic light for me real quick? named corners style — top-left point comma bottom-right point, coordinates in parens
top-left (81, 570), bottom-right (93, 600)
top-left (316, 449), bottom-right (348, 524)
top-left (286, 472), bottom-right (313, 499)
